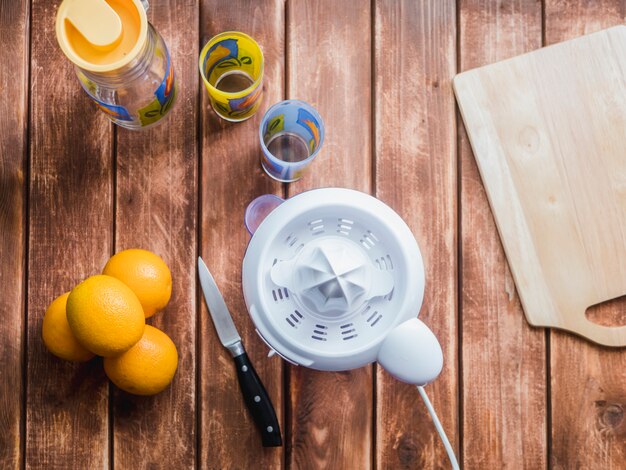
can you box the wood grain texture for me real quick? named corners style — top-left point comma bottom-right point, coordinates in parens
top-left (374, 1), bottom-right (458, 468)
top-left (13, 1), bottom-right (626, 467)
top-left (544, 1), bottom-right (626, 467)
top-left (454, 26), bottom-right (626, 346)
top-left (457, 1), bottom-right (547, 468)
top-left (27, 0), bottom-right (112, 467)
top-left (0, 0), bottom-right (29, 468)
top-left (199, 1), bottom-right (284, 468)
top-left (286, 1), bottom-right (373, 468)
top-left (112, 1), bottom-right (199, 468)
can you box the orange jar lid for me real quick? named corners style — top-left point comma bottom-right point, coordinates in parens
top-left (56, 0), bottom-right (147, 72)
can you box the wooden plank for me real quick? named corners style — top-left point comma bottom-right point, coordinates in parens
top-left (111, 2), bottom-right (199, 469)
top-left (457, 1), bottom-right (547, 468)
top-left (199, 1), bottom-right (284, 468)
top-left (0, 0), bottom-right (29, 468)
top-left (27, 0), bottom-right (112, 467)
top-left (286, 1), bottom-right (373, 467)
top-left (544, 1), bottom-right (626, 467)
top-left (374, 1), bottom-right (458, 468)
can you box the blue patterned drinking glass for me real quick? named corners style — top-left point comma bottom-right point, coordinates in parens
top-left (259, 100), bottom-right (324, 182)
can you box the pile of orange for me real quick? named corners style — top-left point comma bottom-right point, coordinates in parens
top-left (42, 249), bottom-right (178, 396)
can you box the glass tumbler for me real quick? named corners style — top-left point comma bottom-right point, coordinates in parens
top-left (199, 31), bottom-right (264, 121)
top-left (259, 100), bottom-right (324, 182)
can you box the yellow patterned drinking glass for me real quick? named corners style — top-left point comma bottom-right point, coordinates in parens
top-left (199, 31), bottom-right (264, 122)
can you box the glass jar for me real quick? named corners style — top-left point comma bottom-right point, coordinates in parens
top-left (75, 24), bottom-right (177, 130)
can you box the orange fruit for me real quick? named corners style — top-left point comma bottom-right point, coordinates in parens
top-left (103, 249), bottom-right (172, 318)
top-left (42, 292), bottom-right (94, 362)
top-left (103, 325), bottom-right (178, 395)
top-left (66, 275), bottom-right (145, 357)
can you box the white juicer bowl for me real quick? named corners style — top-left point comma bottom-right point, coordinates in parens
top-left (242, 188), bottom-right (443, 384)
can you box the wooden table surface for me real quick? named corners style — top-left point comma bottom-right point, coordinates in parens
top-left (1, 0), bottom-right (625, 468)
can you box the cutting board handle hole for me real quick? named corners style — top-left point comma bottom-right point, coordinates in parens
top-left (585, 295), bottom-right (626, 327)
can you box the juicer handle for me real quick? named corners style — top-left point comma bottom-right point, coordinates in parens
top-left (377, 318), bottom-right (443, 385)
top-left (244, 194), bottom-right (284, 235)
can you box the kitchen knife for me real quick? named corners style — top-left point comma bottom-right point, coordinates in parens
top-left (197, 256), bottom-right (282, 447)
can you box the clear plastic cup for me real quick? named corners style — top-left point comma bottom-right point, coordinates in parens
top-left (244, 194), bottom-right (284, 235)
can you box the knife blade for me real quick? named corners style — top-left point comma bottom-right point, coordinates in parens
top-left (197, 256), bottom-right (282, 447)
top-left (197, 257), bottom-right (241, 352)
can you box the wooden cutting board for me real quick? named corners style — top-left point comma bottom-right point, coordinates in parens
top-left (453, 26), bottom-right (626, 347)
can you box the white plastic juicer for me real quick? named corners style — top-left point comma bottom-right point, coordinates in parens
top-left (241, 188), bottom-right (458, 468)
top-left (242, 188), bottom-right (459, 469)
top-left (242, 188), bottom-right (444, 383)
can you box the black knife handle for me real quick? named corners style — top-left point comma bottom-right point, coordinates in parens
top-left (233, 352), bottom-right (282, 447)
